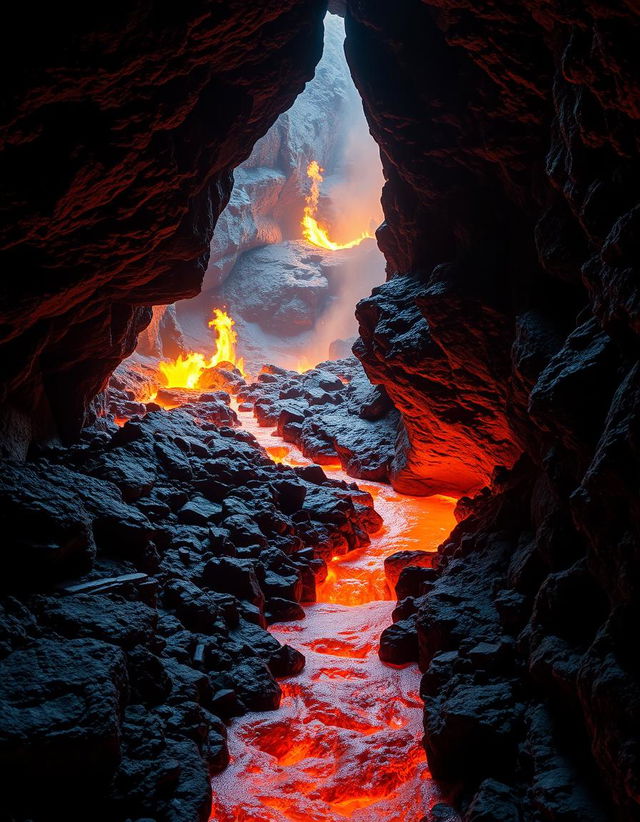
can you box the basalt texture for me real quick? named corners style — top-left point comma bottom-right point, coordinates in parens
top-left (347, 0), bottom-right (640, 819)
top-left (0, 1), bottom-right (326, 458)
top-left (239, 357), bottom-right (399, 482)
top-left (0, 395), bottom-right (379, 820)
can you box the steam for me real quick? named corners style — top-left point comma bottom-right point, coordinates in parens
top-left (171, 12), bottom-right (386, 372)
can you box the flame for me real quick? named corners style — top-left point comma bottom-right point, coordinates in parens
top-left (302, 160), bottom-right (373, 251)
top-left (158, 309), bottom-right (245, 389)
top-left (294, 355), bottom-right (315, 373)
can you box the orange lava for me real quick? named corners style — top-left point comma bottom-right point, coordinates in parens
top-left (210, 409), bottom-right (457, 821)
top-left (158, 308), bottom-right (245, 389)
top-left (302, 161), bottom-right (373, 251)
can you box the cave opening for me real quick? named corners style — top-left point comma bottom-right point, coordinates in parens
top-left (120, 11), bottom-right (386, 397)
top-left (2, 2), bottom-right (639, 822)
top-left (108, 13), bottom-right (461, 819)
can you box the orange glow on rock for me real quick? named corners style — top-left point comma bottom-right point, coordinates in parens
top-left (302, 161), bottom-right (373, 251)
top-left (211, 408), bottom-right (458, 821)
top-left (294, 355), bottom-right (315, 373)
top-left (158, 309), bottom-right (245, 389)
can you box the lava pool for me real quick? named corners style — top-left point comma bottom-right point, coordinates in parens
top-left (210, 409), bottom-right (457, 821)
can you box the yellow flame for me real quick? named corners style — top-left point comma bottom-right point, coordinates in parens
top-left (294, 356), bottom-right (315, 373)
top-left (301, 161), bottom-right (373, 251)
top-left (158, 309), bottom-right (245, 389)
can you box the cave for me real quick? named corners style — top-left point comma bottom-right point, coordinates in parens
top-left (1, 2), bottom-right (639, 822)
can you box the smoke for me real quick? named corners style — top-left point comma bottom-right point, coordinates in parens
top-left (292, 12), bottom-right (386, 364)
top-left (170, 12), bottom-right (387, 372)
top-left (321, 14), bottom-right (384, 246)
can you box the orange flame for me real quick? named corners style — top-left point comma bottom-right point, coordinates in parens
top-left (158, 309), bottom-right (245, 389)
top-left (302, 160), bottom-right (373, 251)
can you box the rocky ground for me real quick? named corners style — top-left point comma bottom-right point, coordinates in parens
top-left (0, 388), bottom-right (381, 821)
top-left (237, 356), bottom-right (399, 482)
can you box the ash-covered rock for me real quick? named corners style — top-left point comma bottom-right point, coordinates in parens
top-left (222, 241), bottom-right (335, 335)
top-left (0, 399), bottom-right (379, 820)
top-left (238, 356), bottom-right (399, 482)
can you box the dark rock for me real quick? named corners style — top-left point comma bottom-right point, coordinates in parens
top-left (384, 550), bottom-right (438, 594)
top-left (379, 617), bottom-right (419, 665)
top-left (466, 779), bottom-right (521, 822)
top-left (0, 465), bottom-right (96, 587)
top-left (178, 497), bottom-right (223, 526)
top-left (232, 657), bottom-right (281, 712)
top-left (266, 597), bottom-right (305, 623)
top-left (0, 1), bottom-right (327, 457)
top-left (203, 558), bottom-right (265, 612)
top-left (395, 566), bottom-right (438, 600)
top-left (267, 644), bottom-right (306, 678)
top-left (0, 638), bottom-right (128, 814)
top-left (37, 593), bottom-right (156, 650)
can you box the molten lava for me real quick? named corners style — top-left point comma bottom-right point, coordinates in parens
top-left (211, 408), bottom-right (457, 822)
top-left (158, 309), bottom-right (245, 389)
top-left (302, 161), bottom-right (373, 251)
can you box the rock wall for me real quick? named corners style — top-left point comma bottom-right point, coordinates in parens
top-left (0, 1), bottom-right (326, 458)
top-left (346, 0), bottom-right (640, 819)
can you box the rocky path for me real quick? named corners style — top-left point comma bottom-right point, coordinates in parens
top-left (210, 408), bottom-right (456, 821)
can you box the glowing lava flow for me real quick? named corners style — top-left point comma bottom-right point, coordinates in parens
top-left (210, 409), bottom-right (457, 822)
top-left (158, 309), bottom-right (245, 389)
top-left (302, 161), bottom-right (373, 251)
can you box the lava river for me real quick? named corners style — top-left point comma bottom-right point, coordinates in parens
top-left (210, 407), bottom-right (457, 821)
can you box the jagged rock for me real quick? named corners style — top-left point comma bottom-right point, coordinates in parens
top-left (0, 388), bottom-right (378, 819)
top-left (0, 638), bottom-right (128, 815)
top-left (0, 1), bottom-right (327, 457)
top-left (232, 657), bottom-right (282, 712)
top-left (239, 357), bottom-right (399, 482)
top-left (37, 594), bottom-right (157, 650)
top-left (379, 617), bottom-right (419, 665)
top-left (267, 643), bottom-right (306, 678)
top-left (0, 465), bottom-right (96, 586)
top-left (346, 0), bottom-right (640, 817)
top-left (465, 779), bottom-right (521, 822)
top-left (223, 242), bottom-right (333, 335)
top-left (384, 550), bottom-right (438, 594)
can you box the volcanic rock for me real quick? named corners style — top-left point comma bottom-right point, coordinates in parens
top-left (0, 638), bottom-right (128, 815)
top-left (345, 0), bottom-right (640, 818)
top-left (0, 1), bottom-right (327, 458)
top-left (0, 396), bottom-right (378, 819)
top-left (239, 356), bottom-right (399, 483)
top-left (384, 550), bottom-right (438, 594)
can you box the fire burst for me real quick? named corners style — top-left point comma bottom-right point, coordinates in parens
top-left (158, 308), bottom-right (245, 389)
top-left (302, 160), bottom-right (373, 251)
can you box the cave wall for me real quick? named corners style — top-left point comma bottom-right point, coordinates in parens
top-left (346, 0), bottom-right (640, 818)
top-left (0, 0), bottom-right (327, 458)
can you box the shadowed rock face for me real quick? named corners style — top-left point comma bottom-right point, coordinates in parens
top-left (1, 2), bottom-right (639, 821)
top-left (0, 1), bottom-right (326, 458)
top-left (346, 0), bottom-right (640, 819)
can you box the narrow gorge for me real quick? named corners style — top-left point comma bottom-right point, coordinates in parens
top-left (1, 2), bottom-right (639, 822)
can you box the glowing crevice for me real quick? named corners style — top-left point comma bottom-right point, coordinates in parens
top-left (210, 407), bottom-right (457, 821)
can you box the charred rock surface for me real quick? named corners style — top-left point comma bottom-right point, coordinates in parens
top-left (0, 398), bottom-right (379, 820)
top-left (0, 1), bottom-right (326, 458)
top-left (346, 1), bottom-right (640, 819)
top-left (239, 356), bottom-right (399, 482)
